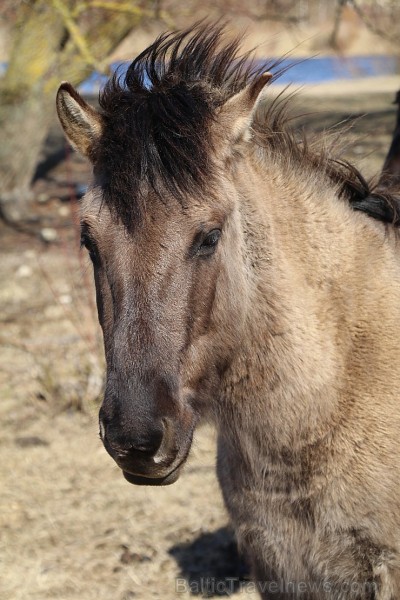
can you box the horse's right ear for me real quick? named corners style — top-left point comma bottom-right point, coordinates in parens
top-left (219, 72), bottom-right (272, 144)
top-left (56, 82), bottom-right (103, 160)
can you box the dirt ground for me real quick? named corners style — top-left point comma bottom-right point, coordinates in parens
top-left (1, 80), bottom-right (399, 600)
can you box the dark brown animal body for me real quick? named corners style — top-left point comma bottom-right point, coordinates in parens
top-left (57, 26), bottom-right (400, 599)
top-left (380, 90), bottom-right (400, 187)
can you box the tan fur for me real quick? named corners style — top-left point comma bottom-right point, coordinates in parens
top-left (57, 31), bottom-right (400, 599)
top-left (213, 113), bottom-right (400, 599)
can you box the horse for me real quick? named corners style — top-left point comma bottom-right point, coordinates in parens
top-left (379, 90), bottom-right (400, 187)
top-left (56, 24), bottom-right (400, 599)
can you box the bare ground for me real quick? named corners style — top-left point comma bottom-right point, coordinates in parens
top-left (1, 81), bottom-right (399, 600)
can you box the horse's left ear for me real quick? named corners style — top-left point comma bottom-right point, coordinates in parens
top-left (220, 72), bottom-right (272, 142)
top-left (56, 82), bottom-right (104, 160)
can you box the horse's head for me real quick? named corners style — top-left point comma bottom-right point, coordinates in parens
top-left (56, 26), bottom-right (270, 485)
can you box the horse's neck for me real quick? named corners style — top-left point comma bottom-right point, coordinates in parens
top-left (221, 153), bottom-right (388, 453)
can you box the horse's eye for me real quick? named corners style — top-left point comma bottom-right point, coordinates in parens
top-left (80, 233), bottom-right (100, 265)
top-left (198, 229), bottom-right (221, 257)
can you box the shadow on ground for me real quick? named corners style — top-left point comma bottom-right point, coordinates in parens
top-left (169, 527), bottom-right (250, 597)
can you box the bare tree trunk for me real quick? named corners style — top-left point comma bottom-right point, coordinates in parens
top-left (379, 91), bottom-right (400, 188)
top-left (153, 0), bottom-right (162, 19)
top-left (0, 1), bottom-right (66, 221)
top-left (329, 0), bottom-right (347, 51)
top-left (0, 1), bottom-right (139, 222)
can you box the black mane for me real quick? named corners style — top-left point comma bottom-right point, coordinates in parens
top-left (97, 23), bottom-right (269, 227)
top-left (96, 23), bottom-right (400, 230)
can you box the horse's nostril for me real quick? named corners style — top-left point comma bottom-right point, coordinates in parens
top-left (99, 419), bottom-right (106, 441)
top-left (103, 425), bottom-right (164, 458)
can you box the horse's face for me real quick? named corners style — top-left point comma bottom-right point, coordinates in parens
top-left (56, 67), bottom-right (268, 485)
top-left (80, 181), bottom-right (246, 485)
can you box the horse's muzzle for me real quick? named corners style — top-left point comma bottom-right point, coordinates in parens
top-left (122, 451), bottom-right (189, 486)
top-left (100, 414), bottom-right (196, 486)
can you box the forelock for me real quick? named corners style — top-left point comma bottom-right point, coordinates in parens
top-left (94, 23), bottom-right (267, 230)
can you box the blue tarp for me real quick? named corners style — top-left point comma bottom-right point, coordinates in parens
top-left (1, 55), bottom-right (397, 95)
top-left (77, 54), bottom-right (398, 95)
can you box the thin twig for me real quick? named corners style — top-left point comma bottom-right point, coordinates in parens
top-left (73, 0), bottom-right (150, 18)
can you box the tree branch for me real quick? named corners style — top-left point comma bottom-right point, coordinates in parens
top-left (72, 0), bottom-right (151, 18)
top-left (51, 0), bottom-right (104, 72)
top-left (350, 0), bottom-right (399, 46)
